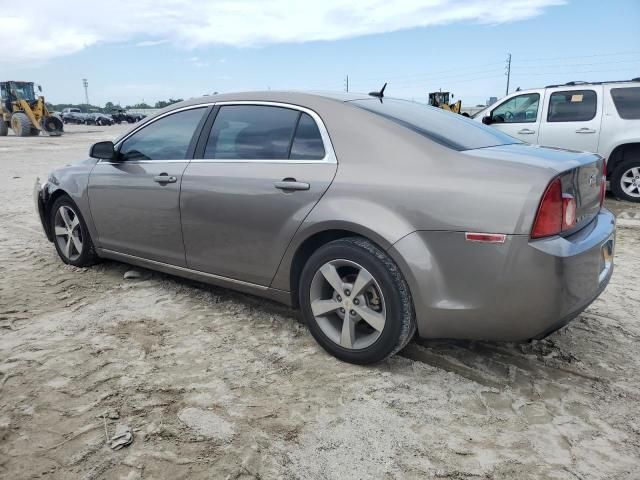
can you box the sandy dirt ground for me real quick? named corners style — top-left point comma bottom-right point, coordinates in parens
top-left (1, 124), bottom-right (640, 480)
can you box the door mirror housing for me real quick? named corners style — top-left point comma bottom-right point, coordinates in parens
top-left (89, 141), bottom-right (116, 160)
top-left (482, 115), bottom-right (493, 125)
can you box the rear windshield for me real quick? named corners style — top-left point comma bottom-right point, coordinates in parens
top-left (610, 87), bottom-right (640, 120)
top-left (351, 98), bottom-right (520, 151)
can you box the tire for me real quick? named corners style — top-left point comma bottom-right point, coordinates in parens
top-left (611, 158), bottom-right (640, 203)
top-left (299, 236), bottom-right (416, 364)
top-left (30, 128), bottom-right (40, 136)
top-left (49, 195), bottom-right (99, 267)
top-left (0, 120), bottom-right (7, 136)
top-left (10, 112), bottom-right (32, 136)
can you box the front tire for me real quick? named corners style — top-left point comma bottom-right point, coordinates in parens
top-left (10, 112), bottom-right (32, 136)
top-left (611, 158), bottom-right (640, 203)
top-left (49, 196), bottom-right (98, 267)
top-left (299, 237), bottom-right (416, 364)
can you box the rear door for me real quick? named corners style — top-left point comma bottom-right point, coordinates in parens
top-left (180, 103), bottom-right (337, 286)
top-left (88, 106), bottom-right (208, 266)
top-left (486, 91), bottom-right (543, 143)
top-left (538, 86), bottom-right (603, 153)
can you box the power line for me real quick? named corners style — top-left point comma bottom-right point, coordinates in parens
top-left (516, 50), bottom-right (640, 63)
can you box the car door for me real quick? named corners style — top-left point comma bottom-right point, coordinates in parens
top-left (88, 106), bottom-right (209, 266)
top-left (485, 91), bottom-right (543, 143)
top-left (180, 102), bottom-right (338, 286)
top-left (538, 86), bottom-right (603, 153)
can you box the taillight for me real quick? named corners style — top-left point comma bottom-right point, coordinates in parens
top-left (599, 159), bottom-right (606, 208)
top-left (532, 179), bottom-right (578, 238)
top-left (531, 178), bottom-right (563, 238)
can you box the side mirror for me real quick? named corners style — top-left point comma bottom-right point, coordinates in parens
top-left (89, 141), bottom-right (116, 160)
top-left (482, 116), bottom-right (492, 125)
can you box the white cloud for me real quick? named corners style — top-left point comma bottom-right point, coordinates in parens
top-left (0, 0), bottom-right (564, 63)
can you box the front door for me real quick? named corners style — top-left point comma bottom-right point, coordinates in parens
top-left (181, 103), bottom-right (337, 286)
top-left (487, 91), bottom-right (543, 143)
top-left (88, 106), bottom-right (208, 266)
top-left (538, 87), bottom-right (603, 153)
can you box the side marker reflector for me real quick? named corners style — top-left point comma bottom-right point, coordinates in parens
top-left (465, 232), bottom-right (506, 243)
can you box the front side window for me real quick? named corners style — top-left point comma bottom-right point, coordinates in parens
top-left (119, 107), bottom-right (206, 161)
top-left (547, 90), bottom-right (597, 122)
top-left (611, 87), bottom-right (640, 120)
top-left (205, 105), bottom-right (300, 160)
top-left (491, 93), bottom-right (540, 123)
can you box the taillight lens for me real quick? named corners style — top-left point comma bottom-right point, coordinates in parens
top-left (531, 178), bottom-right (563, 238)
top-left (531, 178), bottom-right (578, 238)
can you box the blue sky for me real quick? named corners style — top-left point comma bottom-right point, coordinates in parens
top-left (1, 0), bottom-right (639, 106)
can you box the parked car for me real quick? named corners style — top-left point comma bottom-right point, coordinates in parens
top-left (85, 113), bottom-right (113, 126)
top-left (475, 79), bottom-right (640, 202)
top-left (35, 92), bottom-right (615, 364)
top-left (60, 108), bottom-right (88, 124)
top-left (111, 109), bottom-right (144, 124)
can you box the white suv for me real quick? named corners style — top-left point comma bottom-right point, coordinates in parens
top-left (475, 80), bottom-right (640, 202)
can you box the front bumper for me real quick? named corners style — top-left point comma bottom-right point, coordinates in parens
top-left (34, 178), bottom-right (53, 241)
top-left (389, 209), bottom-right (616, 341)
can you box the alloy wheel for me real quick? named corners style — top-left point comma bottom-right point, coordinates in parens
top-left (54, 205), bottom-right (83, 261)
top-left (620, 166), bottom-right (640, 198)
top-left (309, 259), bottom-right (386, 350)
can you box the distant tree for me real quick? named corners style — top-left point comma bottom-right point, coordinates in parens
top-left (126, 102), bottom-right (152, 109)
top-left (154, 98), bottom-right (184, 109)
top-left (105, 101), bottom-right (115, 111)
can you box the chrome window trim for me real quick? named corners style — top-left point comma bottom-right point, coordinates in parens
top-left (102, 100), bottom-right (337, 165)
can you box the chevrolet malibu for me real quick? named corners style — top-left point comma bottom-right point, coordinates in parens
top-left (35, 91), bottom-right (615, 364)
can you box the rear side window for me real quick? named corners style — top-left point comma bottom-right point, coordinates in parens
top-left (290, 113), bottom-right (325, 159)
top-left (352, 98), bottom-right (519, 151)
top-left (119, 107), bottom-right (206, 161)
top-left (205, 105), bottom-right (300, 159)
top-left (610, 87), bottom-right (640, 119)
top-left (547, 90), bottom-right (597, 122)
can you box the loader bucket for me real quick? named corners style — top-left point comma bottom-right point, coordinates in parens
top-left (41, 116), bottom-right (63, 136)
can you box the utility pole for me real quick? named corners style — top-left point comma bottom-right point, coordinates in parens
top-left (505, 54), bottom-right (511, 96)
top-left (82, 78), bottom-right (89, 107)
top-left (345, 75), bottom-right (349, 92)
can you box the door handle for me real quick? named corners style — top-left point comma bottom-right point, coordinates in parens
top-left (517, 128), bottom-right (536, 134)
top-left (153, 174), bottom-right (177, 184)
top-left (575, 128), bottom-right (596, 134)
top-left (274, 178), bottom-right (310, 191)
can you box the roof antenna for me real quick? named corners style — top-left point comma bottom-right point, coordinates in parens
top-left (368, 82), bottom-right (387, 99)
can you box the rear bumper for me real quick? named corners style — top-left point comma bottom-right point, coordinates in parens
top-left (389, 209), bottom-right (616, 341)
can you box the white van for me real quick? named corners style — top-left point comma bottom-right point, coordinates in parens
top-left (475, 79), bottom-right (640, 202)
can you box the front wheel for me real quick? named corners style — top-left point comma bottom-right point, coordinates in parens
top-left (611, 158), bottom-right (640, 203)
top-left (49, 196), bottom-right (99, 267)
top-left (299, 237), bottom-right (416, 364)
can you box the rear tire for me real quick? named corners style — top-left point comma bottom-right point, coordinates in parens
top-left (611, 158), bottom-right (640, 203)
top-left (49, 195), bottom-right (99, 267)
top-left (10, 112), bottom-right (32, 137)
top-left (0, 120), bottom-right (7, 136)
top-left (299, 237), bottom-right (416, 364)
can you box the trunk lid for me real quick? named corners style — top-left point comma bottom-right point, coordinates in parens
top-left (465, 143), bottom-right (604, 234)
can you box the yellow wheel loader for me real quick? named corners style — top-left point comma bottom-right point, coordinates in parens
top-left (428, 91), bottom-right (469, 116)
top-left (0, 81), bottom-right (63, 137)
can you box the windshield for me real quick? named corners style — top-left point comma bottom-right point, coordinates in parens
top-left (351, 98), bottom-right (520, 151)
top-left (9, 82), bottom-right (36, 101)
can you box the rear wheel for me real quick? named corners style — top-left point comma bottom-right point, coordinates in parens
top-left (10, 112), bottom-right (32, 136)
top-left (299, 237), bottom-right (416, 364)
top-left (611, 158), bottom-right (640, 203)
top-left (49, 196), bottom-right (98, 267)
